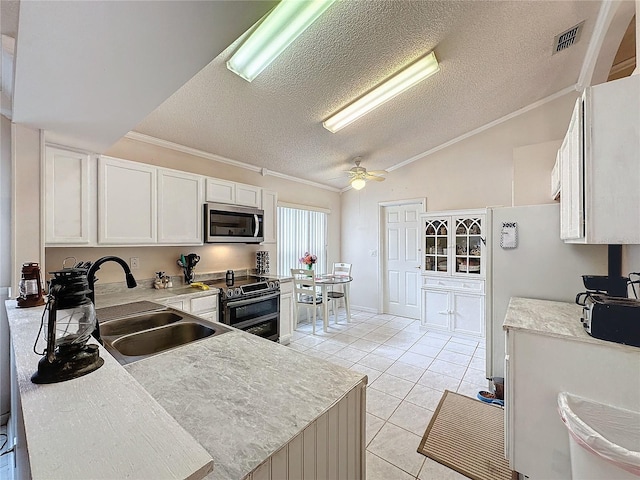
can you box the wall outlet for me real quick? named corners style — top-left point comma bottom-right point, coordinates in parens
top-left (130, 257), bottom-right (139, 269)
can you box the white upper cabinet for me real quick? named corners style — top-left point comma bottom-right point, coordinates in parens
top-left (98, 156), bottom-right (157, 244)
top-left (205, 177), bottom-right (262, 208)
top-left (236, 183), bottom-right (262, 208)
top-left (45, 146), bottom-right (95, 245)
top-left (205, 178), bottom-right (235, 204)
top-left (261, 189), bottom-right (278, 244)
top-left (559, 74), bottom-right (640, 244)
top-left (158, 168), bottom-right (203, 244)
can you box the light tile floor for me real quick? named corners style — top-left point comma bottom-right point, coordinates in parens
top-left (289, 308), bottom-right (490, 479)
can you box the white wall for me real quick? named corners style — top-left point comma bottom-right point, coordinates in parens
top-left (45, 137), bottom-right (342, 284)
top-left (1, 115), bottom-right (12, 419)
top-left (342, 92), bottom-right (578, 312)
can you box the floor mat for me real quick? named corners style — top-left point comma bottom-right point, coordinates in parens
top-left (417, 389), bottom-right (515, 480)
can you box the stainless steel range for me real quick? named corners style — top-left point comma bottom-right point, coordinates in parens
top-left (203, 276), bottom-right (280, 342)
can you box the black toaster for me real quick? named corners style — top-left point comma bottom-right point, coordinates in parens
top-left (576, 293), bottom-right (640, 348)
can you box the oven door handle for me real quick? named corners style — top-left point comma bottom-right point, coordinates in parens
top-left (226, 291), bottom-right (280, 308)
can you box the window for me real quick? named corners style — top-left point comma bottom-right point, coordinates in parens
top-left (277, 205), bottom-right (327, 276)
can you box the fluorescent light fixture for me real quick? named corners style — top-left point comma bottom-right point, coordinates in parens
top-left (227, 0), bottom-right (337, 82)
top-left (351, 178), bottom-right (366, 190)
top-left (323, 51), bottom-right (440, 133)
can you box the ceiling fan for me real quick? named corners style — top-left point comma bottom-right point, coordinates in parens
top-left (346, 157), bottom-right (386, 190)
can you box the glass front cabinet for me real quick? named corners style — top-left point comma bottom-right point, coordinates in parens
top-left (420, 210), bottom-right (488, 339)
top-left (423, 214), bottom-right (486, 277)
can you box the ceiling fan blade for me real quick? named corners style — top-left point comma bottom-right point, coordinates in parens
top-left (367, 170), bottom-right (387, 175)
top-left (367, 176), bottom-right (385, 182)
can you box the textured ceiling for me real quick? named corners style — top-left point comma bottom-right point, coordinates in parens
top-left (133, 0), bottom-right (603, 189)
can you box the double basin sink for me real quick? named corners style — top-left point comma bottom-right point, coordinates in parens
top-left (100, 307), bottom-right (231, 365)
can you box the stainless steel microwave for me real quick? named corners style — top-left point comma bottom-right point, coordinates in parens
top-left (204, 203), bottom-right (264, 243)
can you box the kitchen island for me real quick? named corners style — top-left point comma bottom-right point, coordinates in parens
top-left (5, 298), bottom-right (366, 480)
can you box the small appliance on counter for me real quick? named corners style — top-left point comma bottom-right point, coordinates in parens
top-left (226, 269), bottom-right (234, 285)
top-left (31, 267), bottom-right (104, 384)
top-left (576, 292), bottom-right (640, 348)
top-left (17, 262), bottom-right (45, 308)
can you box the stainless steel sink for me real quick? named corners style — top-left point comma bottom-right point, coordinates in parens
top-left (100, 307), bottom-right (231, 365)
top-left (100, 311), bottom-right (183, 337)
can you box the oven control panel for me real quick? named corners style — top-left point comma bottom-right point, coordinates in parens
top-left (222, 280), bottom-right (280, 299)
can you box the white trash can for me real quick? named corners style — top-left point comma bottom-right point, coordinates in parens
top-left (558, 392), bottom-right (640, 479)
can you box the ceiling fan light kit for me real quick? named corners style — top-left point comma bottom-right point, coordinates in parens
top-left (227, 0), bottom-right (337, 82)
top-left (323, 51), bottom-right (440, 133)
top-left (350, 178), bottom-right (366, 190)
top-left (346, 158), bottom-right (386, 190)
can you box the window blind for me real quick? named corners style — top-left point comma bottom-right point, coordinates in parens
top-left (278, 206), bottom-right (327, 276)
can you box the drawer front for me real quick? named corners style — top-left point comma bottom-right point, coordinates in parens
top-left (190, 295), bottom-right (218, 313)
top-left (423, 277), bottom-right (485, 293)
top-left (198, 311), bottom-right (217, 322)
top-left (280, 281), bottom-right (293, 294)
top-left (163, 299), bottom-right (187, 312)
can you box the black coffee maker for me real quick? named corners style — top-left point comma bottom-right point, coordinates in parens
top-left (581, 245), bottom-right (637, 298)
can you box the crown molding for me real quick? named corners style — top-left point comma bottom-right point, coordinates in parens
top-left (386, 84), bottom-right (578, 174)
top-left (124, 131), bottom-right (340, 193)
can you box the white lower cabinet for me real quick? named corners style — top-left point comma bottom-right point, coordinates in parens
top-left (246, 381), bottom-right (366, 480)
top-left (421, 278), bottom-right (485, 338)
top-left (189, 294), bottom-right (218, 322)
top-left (159, 293), bottom-right (218, 322)
top-left (279, 281), bottom-right (293, 345)
top-left (505, 325), bottom-right (640, 479)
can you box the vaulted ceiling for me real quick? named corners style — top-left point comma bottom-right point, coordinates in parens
top-left (6, 1), bottom-right (634, 190)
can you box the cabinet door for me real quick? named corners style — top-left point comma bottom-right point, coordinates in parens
top-left (452, 215), bottom-right (485, 278)
top-left (451, 292), bottom-right (484, 337)
top-left (158, 169), bottom-right (203, 244)
top-left (98, 157), bottom-right (157, 244)
top-left (205, 178), bottom-right (235, 204)
top-left (422, 288), bottom-right (449, 330)
top-left (560, 98), bottom-right (584, 240)
top-left (45, 146), bottom-right (94, 245)
top-left (236, 183), bottom-right (262, 208)
top-left (279, 292), bottom-right (293, 345)
top-left (262, 189), bottom-right (278, 244)
top-left (423, 217), bottom-right (450, 274)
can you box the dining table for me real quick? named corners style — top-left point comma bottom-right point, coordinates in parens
top-left (315, 274), bottom-right (353, 331)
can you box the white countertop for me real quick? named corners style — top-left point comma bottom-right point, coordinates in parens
top-left (126, 331), bottom-right (366, 480)
top-left (6, 300), bottom-right (214, 480)
top-left (5, 281), bottom-right (365, 480)
top-left (503, 297), bottom-right (639, 352)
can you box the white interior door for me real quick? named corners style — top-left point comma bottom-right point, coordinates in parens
top-left (383, 204), bottom-right (421, 318)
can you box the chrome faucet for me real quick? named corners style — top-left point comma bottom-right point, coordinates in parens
top-left (87, 256), bottom-right (137, 343)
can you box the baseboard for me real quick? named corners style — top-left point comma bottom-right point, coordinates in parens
top-left (350, 305), bottom-right (378, 314)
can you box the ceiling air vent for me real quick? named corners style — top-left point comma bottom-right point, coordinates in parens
top-left (553, 21), bottom-right (585, 54)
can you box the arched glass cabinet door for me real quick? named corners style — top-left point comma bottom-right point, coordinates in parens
top-left (424, 218), bottom-right (449, 273)
top-left (454, 217), bottom-right (484, 275)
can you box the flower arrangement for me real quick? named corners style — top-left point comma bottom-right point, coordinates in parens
top-left (299, 252), bottom-right (317, 269)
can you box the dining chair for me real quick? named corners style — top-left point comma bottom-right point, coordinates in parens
top-left (290, 268), bottom-right (325, 334)
top-left (327, 262), bottom-right (352, 322)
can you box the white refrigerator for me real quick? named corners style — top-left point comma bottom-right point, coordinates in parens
top-left (488, 204), bottom-right (608, 378)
